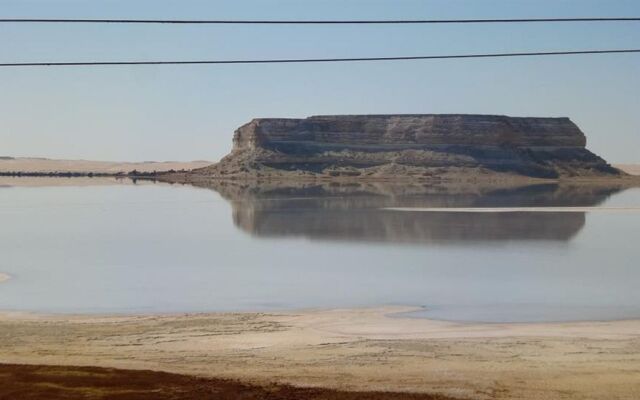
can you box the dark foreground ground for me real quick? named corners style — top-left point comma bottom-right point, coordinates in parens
top-left (0, 364), bottom-right (458, 400)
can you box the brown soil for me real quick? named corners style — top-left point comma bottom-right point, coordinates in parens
top-left (0, 363), bottom-right (458, 400)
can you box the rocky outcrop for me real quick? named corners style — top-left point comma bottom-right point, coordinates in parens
top-left (194, 114), bottom-right (621, 180)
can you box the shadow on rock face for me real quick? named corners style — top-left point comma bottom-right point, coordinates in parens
top-left (199, 181), bottom-right (626, 245)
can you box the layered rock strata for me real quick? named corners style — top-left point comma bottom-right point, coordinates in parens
top-left (195, 114), bottom-right (621, 180)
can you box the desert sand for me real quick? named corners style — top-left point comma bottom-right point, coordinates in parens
top-left (1, 307), bottom-right (638, 400)
top-left (615, 164), bottom-right (640, 175)
top-left (0, 157), bottom-right (211, 174)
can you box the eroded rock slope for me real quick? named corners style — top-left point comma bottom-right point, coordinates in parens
top-left (194, 114), bottom-right (621, 180)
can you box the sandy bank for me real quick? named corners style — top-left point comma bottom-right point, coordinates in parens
top-left (0, 273), bottom-right (10, 283)
top-left (1, 306), bottom-right (638, 400)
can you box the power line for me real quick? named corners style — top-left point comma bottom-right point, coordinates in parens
top-left (0, 17), bottom-right (639, 24)
top-left (1, 49), bottom-right (638, 68)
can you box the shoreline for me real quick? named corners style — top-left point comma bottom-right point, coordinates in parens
top-left (2, 304), bottom-right (640, 326)
top-left (159, 171), bottom-right (640, 185)
top-left (0, 273), bottom-right (10, 283)
top-left (2, 170), bottom-right (639, 190)
top-left (1, 306), bottom-right (639, 399)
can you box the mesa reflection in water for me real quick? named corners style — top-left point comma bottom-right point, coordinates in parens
top-left (202, 181), bottom-right (624, 244)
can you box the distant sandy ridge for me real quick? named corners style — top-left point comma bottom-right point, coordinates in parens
top-left (0, 157), bottom-right (212, 174)
top-left (615, 164), bottom-right (640, 175)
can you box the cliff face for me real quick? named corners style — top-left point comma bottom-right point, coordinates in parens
top-left (198, 114), bottom-right (620, 180)
top-left (233, 115), bottom-right (587, 150)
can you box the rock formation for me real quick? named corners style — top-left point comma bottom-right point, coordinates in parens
top-left (192, 114), bottom-right (621, 180)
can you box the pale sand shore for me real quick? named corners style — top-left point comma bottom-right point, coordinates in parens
top-left (0, 273), bottom-right (10, 283)
top-left (1, 306), bottom-right (638, 400)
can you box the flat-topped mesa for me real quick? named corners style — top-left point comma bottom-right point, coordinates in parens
top-left (197, 114), bottom-right (620, 180)
top-left (232, 115), bottom-right (587, 151)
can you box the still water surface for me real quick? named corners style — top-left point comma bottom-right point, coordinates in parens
top-left (1, 178), bottom-right (639, 322)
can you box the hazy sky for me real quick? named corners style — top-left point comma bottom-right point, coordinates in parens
top-left (1, 0), bottom-right (639, 162)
